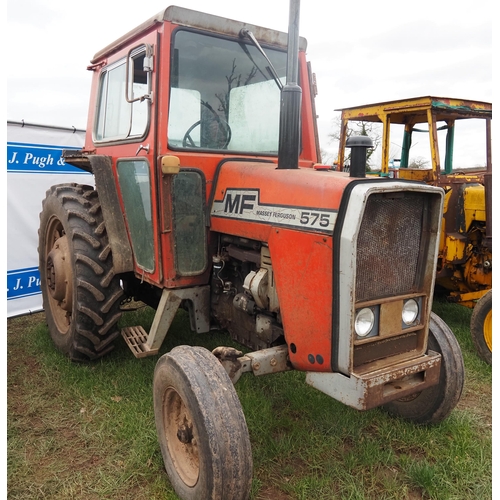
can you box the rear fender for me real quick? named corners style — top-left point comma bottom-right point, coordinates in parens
top-left (89, 155), bottom-right (134, 274)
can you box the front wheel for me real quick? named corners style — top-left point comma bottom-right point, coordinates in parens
top-left (382, 312), bottom-right (464, 425)
top-left (470, 290), bottom-right (492, 365)
top-left (153, 345), bottom-right (253, 500)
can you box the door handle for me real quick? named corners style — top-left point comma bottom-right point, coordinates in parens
top-left (135, 144), bottom-right (150, 156)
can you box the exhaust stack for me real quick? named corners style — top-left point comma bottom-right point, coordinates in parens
top-left (346, 135), bottom-right (373, 178)
top-left (277, 0), bottom-right (302, 170)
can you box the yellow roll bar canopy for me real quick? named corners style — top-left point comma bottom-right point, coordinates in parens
top-left (336, 96), bottom-right (492, 182)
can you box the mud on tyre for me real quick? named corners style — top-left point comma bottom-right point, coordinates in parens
top-left (153, 345), bottom-right (253, 500)
top-left (38, 183), bottom-right (124, 361)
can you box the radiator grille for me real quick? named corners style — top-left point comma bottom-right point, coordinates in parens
top-left (355, 192), bottom-right (426, 301)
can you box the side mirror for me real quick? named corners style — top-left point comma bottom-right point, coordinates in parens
top-left (125, 44), bottom-right (154, 104)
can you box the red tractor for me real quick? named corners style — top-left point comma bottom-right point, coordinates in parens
top-left (39, 3), bottom-right (464, 499)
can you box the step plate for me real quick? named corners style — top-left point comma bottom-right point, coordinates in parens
top-left (121, 326), bottom-right (159, 358)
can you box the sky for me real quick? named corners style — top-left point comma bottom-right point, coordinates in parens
top-left (6, 0), bottom-right (493, 163)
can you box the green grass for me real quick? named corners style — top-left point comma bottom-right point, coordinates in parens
top-left (7, 300), bottom-right (492, 499)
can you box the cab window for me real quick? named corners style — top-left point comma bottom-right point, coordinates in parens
top-left (169, 29), bottom-right (287, 154)
top-left (94, 45), bottom-right (152, 142)
top-left (116, 159), bottom-right (155, 272)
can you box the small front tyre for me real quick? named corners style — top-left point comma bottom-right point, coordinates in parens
top-left (382, 312), bottom-right (464, 425)
top-left (153, 345), bottom-right (253, 500)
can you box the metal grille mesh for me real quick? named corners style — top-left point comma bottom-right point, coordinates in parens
top-left (355, 192), bottom-right (425, 301)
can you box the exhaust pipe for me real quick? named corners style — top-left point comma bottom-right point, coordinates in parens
top-left (277, 0), bottom-right (302, 170)
top-left (346, 135), bottom-right (373, 178)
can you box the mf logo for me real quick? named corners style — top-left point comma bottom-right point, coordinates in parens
top-left (224, 192), bottom-right (257, 214)
top-left (211, 188), bottom-right (336, 233)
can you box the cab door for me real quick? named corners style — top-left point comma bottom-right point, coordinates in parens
top-left (93, 30), bottom-right (162, 285)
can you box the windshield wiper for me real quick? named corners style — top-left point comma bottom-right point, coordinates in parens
top-left (239, 29), bottom-right (283, 91)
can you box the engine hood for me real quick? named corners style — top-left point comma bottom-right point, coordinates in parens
top-left (210, 161), bottom-right (355, 241)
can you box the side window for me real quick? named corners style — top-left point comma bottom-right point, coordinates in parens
top-left (94, 45), bottom-right (152, 142)
top-left (172, 171), bottom-right (207, 275)
top-left (117, 159), bottom-right (155, 272)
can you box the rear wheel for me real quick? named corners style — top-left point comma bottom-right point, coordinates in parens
top-left (382, 312), bottom-right (464, 425)
top-left (38, 184), bottom-right (124, 361)
top-left (470, 290), bottom-right (492, 364)
top-left (153, 345), bottom-right (253, 500)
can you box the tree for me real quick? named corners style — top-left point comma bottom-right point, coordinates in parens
top-left (408, 157), bottom-right (430, 169)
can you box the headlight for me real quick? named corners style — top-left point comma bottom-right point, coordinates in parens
top-left (355, 308), bottom-right (375, 337)
top-left (402, 298), bottom-right (419, 326)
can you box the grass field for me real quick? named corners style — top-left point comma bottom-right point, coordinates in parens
top-left (7, 298), bottom-right (492, 499)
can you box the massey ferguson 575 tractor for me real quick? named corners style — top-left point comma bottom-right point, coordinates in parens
top-left (38, 2), bottom-right (464, 499)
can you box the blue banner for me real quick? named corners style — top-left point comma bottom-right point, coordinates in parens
top-left (7, 142), bottom-right (86, 174)
top-left (7, 267), bottom-right (42, 300)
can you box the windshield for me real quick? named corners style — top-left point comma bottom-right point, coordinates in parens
top-left (168, 29), bottom-right (287, 154)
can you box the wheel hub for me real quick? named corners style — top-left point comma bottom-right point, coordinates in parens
top-left (164, 388), bottom-right (199, 487)
top-left (177, 422), bottom-right (194, 444)
top-left (46, 235), bottom-right (73, 313)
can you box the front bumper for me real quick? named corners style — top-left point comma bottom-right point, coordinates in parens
top-left (305, 351), bottom-right (441, 410)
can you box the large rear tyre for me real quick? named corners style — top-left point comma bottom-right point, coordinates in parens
top-left (382, 312), bottom-right (464, 425)
top-left (470, 290), bottom-right (492, 365)
top-left (38, 184), bottom-right (124, 361)
top-left (153, 345), bottom-right (253, 500)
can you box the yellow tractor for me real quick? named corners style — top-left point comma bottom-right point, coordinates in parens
top-left (337, 96), bottom-right (492, 364)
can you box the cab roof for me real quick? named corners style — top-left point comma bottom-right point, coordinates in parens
top-left (91, 5), bottom-right (308, 64)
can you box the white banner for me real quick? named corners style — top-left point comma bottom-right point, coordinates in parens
top-left (7, 121), bottom-right (93, 318)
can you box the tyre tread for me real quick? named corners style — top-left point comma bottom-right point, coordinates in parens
top-left (154, 346), bottom-right (253, 500)
top-left (39, 183), bottom-right (124, 362)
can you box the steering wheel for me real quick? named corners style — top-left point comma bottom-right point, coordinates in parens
top-left (182, 115), bottom-right (232, 149)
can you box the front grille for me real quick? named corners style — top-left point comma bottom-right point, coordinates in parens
top-left (356, 192), bottom-right (426, 301)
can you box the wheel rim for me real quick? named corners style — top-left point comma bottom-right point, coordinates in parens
top-left (163, 387), bottom-right (199, 487)
top-left (484, 308), bottom-right (492, 352)
top-left (44, 216), bottom-right (74, 334)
